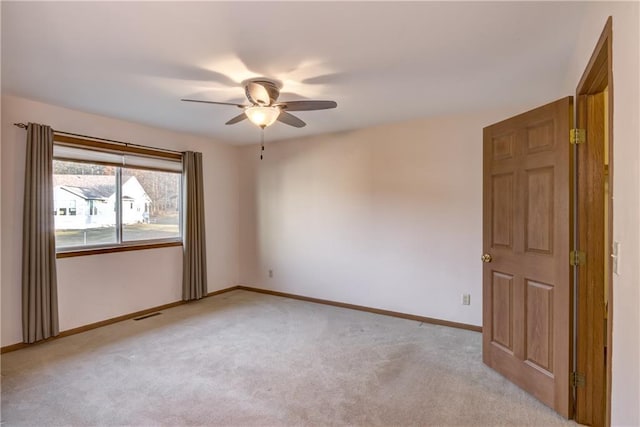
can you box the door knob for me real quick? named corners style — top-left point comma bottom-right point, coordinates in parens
top-left (481, 253), bottom-right (493, 263)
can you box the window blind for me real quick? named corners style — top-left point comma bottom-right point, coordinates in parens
top-left (53, 144), bottom-right (182, 172)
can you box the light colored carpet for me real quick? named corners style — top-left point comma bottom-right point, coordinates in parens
top-left (1, 290), bottom-right (575, 426)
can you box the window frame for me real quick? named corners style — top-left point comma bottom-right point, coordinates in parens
top-left (52, 135), bottom-right (184, 258)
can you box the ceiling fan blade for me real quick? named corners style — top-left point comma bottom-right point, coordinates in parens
top-left (181, 99), bottom-right (245, 108)
top-left (225, 113), bottom-right (247, 125)
top-left (277, 111), bottom-right (306, 128)
top-left (246, 82), bottom-right (271, 106)
top-left (277, 100), bottom-right (337, 111)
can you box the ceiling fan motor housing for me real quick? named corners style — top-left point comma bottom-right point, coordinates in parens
top-left (244, 79), bottom-right (281, 106)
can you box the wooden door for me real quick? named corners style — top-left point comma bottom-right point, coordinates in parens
top-left (482, 97), bottom-right (572, 418)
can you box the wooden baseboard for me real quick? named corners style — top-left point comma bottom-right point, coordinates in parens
top-left (1, 284), bottom-right (480, 354)
top-left (237, 286), bottom-right (482, 333)
top-left (0, 285), bottom-right (241, 354)
top-left (206, 286), bottom-right (241, 298)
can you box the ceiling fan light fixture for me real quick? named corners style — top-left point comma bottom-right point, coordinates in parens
top-left (182, 77), bottom-right (335, 129)
top-left (245, 106), bottom-right (280, 128)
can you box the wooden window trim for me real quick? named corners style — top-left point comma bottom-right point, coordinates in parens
top-left (57, 241), bottom-right (182, 258)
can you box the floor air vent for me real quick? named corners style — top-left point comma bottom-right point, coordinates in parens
top-left (133, 312), bottom-right (162, 321)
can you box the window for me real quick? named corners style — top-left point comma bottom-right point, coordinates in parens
top-left (52, 138), bottom-right (183, 253)
top-left (122, 168), bottom-right (180, 242)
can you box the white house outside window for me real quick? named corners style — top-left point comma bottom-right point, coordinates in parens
top-left (52, 140), bottom-right (183, 252)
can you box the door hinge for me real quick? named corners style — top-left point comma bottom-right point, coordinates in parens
top-left (571, 372), bottom-right (586, 388)
top-left (570, 128), bottom-right (586, 144)
top-left (570, 250), bottom-right (586, 266)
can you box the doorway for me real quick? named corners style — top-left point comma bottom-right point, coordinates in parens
top-left (482, 17), bottom-right (613, 426)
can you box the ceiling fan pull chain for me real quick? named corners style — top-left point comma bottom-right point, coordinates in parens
top-left (260, 128), bottom-right (265, 160)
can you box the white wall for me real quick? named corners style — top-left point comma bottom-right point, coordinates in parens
top-left (564, 4), bottom-right (640, 426)
top-left (238, 108), bottom-right (524, 327)
top-left (1, 95), bottom-right (241, 346)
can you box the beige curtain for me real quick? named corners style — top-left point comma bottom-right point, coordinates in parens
top-left (182, 151), bottom-right (208, 300)
top-left (22, 123), bottom-right (59, 343)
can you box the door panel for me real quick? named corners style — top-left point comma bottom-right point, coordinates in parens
top-left (492, 174), bottom-right (514, 248)
top-left (525, 167), bottom-right (554, 253)
top-left (525, 279), bottom-right (554, 372)
top-left (492, 132), bottom-right (516, 160)
top-left (491, 272), bottom-right (514, 351)
top-left (526, 120), bottom-right (555, 153)
top-left (483, 97), bottom-right (572, 418)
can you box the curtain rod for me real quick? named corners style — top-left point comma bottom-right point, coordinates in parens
top-left (13, 122), bottom-right (183, 155)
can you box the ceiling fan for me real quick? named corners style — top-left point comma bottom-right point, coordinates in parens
top-left (181, 78), bottom-right (337, 129)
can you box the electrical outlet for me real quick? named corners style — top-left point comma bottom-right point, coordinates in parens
top-left (462, 294), bottom-right (471, 305)
top-left (268, 269), bottom-right (273, 278)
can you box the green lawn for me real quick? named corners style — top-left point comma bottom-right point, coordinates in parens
top-left (56, 222), bottom-right (180, 247)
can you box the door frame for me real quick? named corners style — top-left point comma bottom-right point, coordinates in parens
top-left (574, 16), bottom-right (613, 427)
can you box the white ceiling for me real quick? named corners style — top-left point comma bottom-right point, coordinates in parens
top-left (2, 1), bottom-right (587, 145)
